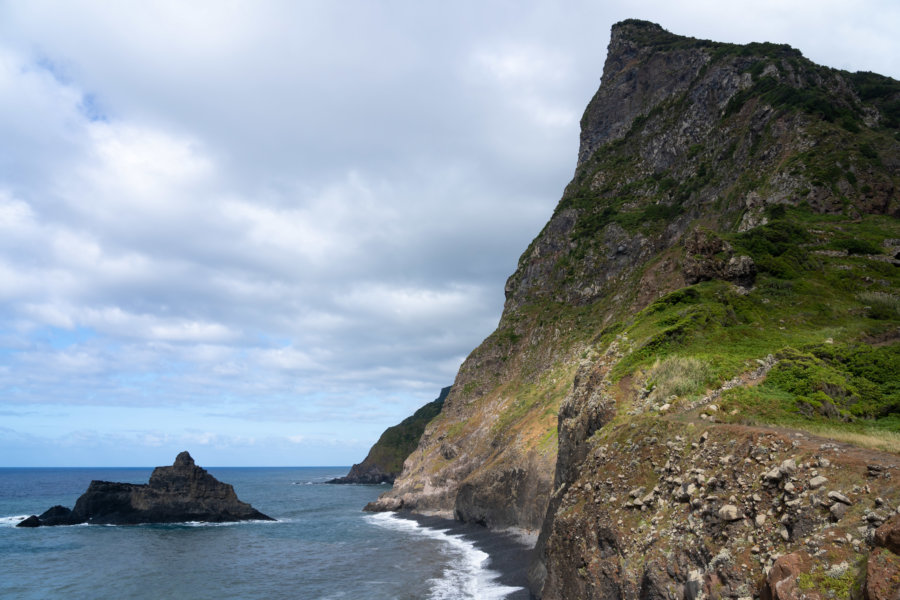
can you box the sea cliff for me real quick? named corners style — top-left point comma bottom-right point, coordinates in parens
top-left (369, 20), bottom-right (900, 598)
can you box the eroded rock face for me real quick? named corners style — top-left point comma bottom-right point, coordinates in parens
top-left (865, 547), bottom-right (900, 600)
top-left (874, 513), bottom-right (900, 555)
top-left (761, 551), bottom-right (820, 600)
top-left (17, 452), bottom-right (272, 526)
top-left (867, 515), bottom-right (900, 600)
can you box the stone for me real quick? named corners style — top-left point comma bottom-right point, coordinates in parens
top-left (830, 502), bottom-right (849, 521)
top-left (779, 459), bottom-right (797, 475)
top-left (764, 467), bottom-right (783, 482)
top-left (684, 569), bottom-right (703, 600)
top-left (719, 504), bottom-right (743, 521)
top-left (808, 476), bottom-right (828, 489)
top-left (828, 491), bottom-right (852, 505)
top-left (755, 514), bottom-right (767, 527)
top-left (761, 551), bottom-right (819, 600)
top-left (724, 255), bottom-right (757, 287)
top-left (865, 547), bottom-right (900, 600)
top-left (874, 514), bottom-right (900, 554)
top-left (27, 452), bottom-right (273, 526)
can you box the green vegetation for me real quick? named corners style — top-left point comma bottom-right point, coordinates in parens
top-left (796, 557), bottom-right (866, 599)
top-left (494, 24), bottom-right (900, 464)
top-left (725, 75), bottom-right (860, 126)
top-left (723, 343), bottom-right (900, 424)
top-left (645, 356), bottom-right (711, 404)
top-left (491, 361), bottom-right (575, 440)
top-left (617, 19), bottom-right (802, 61)
top-left (848, 71), bottom-right (900, 130)
top-left (590, 203), bottom-right (900, 441)
top-left (733, 219), bottom-right (814, 279)
top-left (858, 291), bottom-right (900, 320)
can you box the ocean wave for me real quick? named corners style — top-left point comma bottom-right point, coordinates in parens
top-left (366, 512), bottom-right (523, 600)
top-left (0, 515), bottom-right (32, 527)
top-left (167, 518), bottom-right (283, 528)
top-left (0, 515), bottom-right (282, 528)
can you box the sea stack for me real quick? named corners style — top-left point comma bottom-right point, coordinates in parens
top-left (17, 451), bottom-right (273, 526)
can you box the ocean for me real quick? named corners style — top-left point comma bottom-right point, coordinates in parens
top-left (0, 467), bottom-right (532, 599)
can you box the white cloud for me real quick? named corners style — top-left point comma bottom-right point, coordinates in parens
top-left (0, 1), bottom-right (896, 465)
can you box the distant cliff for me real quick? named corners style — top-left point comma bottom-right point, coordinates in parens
top-left (330, 387), bottom-right (450, 484)
top-left (368, 19), bottom-right (900, 598)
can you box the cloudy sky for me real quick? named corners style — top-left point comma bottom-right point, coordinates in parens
top-left (1, 1), bottom-right (898, 467)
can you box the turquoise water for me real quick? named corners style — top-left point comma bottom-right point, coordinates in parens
top-left (0, 467), bottom-right (526, 599)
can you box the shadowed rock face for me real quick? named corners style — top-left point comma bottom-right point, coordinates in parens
top-left (17, 451), bottom-right (273, 526)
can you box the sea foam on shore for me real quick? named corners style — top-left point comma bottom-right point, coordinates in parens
top-left (367, 511), bottom-right (533, 600)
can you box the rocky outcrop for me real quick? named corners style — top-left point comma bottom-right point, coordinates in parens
top-left (866, 514), bottom-right (900, 600)
top-left (536, 417), bottom-right (900, 599)
top-left (17, 451), bottom-right (272, 526)
top-left (368, 18), bottom-right (900, 600)
top-left (682, 229), bottom-right (756, 287)
top-left (330, 387), bottom-right (449, 484)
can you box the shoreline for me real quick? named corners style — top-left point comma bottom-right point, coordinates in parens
top-left (394, 511), bottom-right (536, 600)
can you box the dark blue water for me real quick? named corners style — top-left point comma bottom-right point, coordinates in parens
top-left (0, 467), bottom-right (525, 599)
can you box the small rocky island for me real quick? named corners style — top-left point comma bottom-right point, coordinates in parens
top-left (17, 451), bottom-right (273, 527)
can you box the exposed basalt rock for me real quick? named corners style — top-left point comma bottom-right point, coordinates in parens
top-left (330, 387), bottom-right (449, 485)
top-left (865, 548), bottom-right (900, 600)
top-left (874, 513), bottom-right (900, 554)
top-left (19, 452), bottom-right (272, 526)
top-left (683, 229), bottom-right (756, 287)
top-left (866, 514), bottom-right (900, 600)
top-left (761, 551), bottom-right (819, 600)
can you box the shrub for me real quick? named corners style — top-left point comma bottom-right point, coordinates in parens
top-left (857, 291), bottom-right (900, 320)
top-left (831, 237), bottom-right (882, 255)
top-left (646, 356), bottom-right (710, 403)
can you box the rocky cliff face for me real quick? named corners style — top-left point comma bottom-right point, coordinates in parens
top-left (331, 387), bottom-right (449, 484)
top-left (18, 451), bottom-right (272, 526)
top-left (370, 19), bottom-right (900, 598)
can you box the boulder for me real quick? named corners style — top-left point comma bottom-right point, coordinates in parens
top-left (808, 475), bottom-right (828, 489)
top-left (830, 502), bottom-right (849, 521)
top-left (718, 504), bottom-right (742, 521)
top-left (24, 451), bottom-right (273, 526)
top-left (874, 513), bottom-right (900, 555)
top-left (828, 490), bottom-right (852, 505)
top-left (864, 547), bottom-right (900, 600)
top-left (761, 551), bottom-right (824, 600)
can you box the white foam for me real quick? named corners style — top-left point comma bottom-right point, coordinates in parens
top-left (0, 515), bottom-right (32, 527)
top-left (1, 515), bottom-right (282, 528)
top-left (156, 518), bottom-right (282, 528)
top-left (367, 512), bottom-right (524, 600)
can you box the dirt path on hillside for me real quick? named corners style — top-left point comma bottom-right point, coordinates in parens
top-left (669, 413), bottom-right (899, 467)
